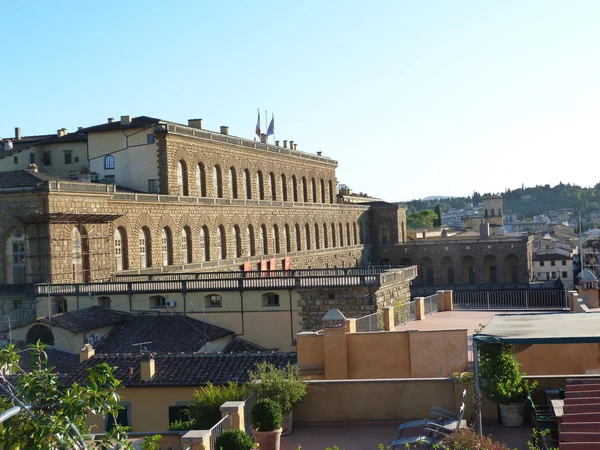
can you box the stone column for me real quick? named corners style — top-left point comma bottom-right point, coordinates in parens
top-left (414, 297), bottom-right (425, 320)
top-left (383, 306), bottom-right (395, 330)
top-left (345, 318), bottom-right (356, 333)
top-left (181, 430), bottom-right (211, 450)
top-left (322, 309), bottom-right (349, 380)
top-left (220, 401), bottom-right (245, 431)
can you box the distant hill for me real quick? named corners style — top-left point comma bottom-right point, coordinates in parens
top-left (423, 196), bottom-right (454, 200)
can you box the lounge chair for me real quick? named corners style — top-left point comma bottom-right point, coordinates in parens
top-left (398, 390), bottom-right (467, 438)
top-left (390, 423), bottom-right (457, 449)
top-left (527, 394), bottom-right (557, 433)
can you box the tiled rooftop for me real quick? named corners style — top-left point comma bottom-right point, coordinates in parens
top-left (36, 306), bottom-right (129, 333)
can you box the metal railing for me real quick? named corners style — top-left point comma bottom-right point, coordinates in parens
top-left (209, 413), bottom-right (231, 449)
top-left (423, 293), bottom-right (439, 315)
top-left (243, 394), bottom-right (255, 436)
top-left (453, 289), bottom-right (569, 310)
top-left (395, 300), bottom-right (416, 325)
top-left (355, 312), bottom-right (382, 332)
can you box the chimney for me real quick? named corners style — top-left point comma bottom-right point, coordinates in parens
top-left (26, 164), bottom-right (39, 173)
top-left (77, 127), bottom-right (84, 132)
top-left (260, 133), bottom-right (267, 144)
top-left (317, 151), bottom-right (322, 156)
top-left (480, 223), bottom-right (490, 238)
top-left (220, 126), bottom-right (229, 135)
top-left (57, 128), bottom-right (67, 137)
top-left (293, 144), bottom-right (298, 151)
top-left (4, 140), bottom-right (13, 151)
top-left (79, 166), bottom-right (91, 183)
top-left (15, 127), bottom-right (21, 140)
top-left (121, 115), bottom-right (132, 125)
top-left (141, 352), bottom-right (156, 381)
top-left (80, 343), bottom-right (95, 363)
top-left (283, 140), bottom-right (288, 149)
top-left (188, 119), bottom-right (203, 129)
top-left (275, 140), bottom-right (280, 147)
top-left (107, 118), bottom-right (115, 123)
top-left (289, 140), bottom-right (294, 150)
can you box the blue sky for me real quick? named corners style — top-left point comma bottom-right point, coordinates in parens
top-left (2, 1), bottom-right (599, 201)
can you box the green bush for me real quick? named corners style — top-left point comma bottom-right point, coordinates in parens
top-left (214, 429), bottom-right (254, 450)
top-left (251, 399), bottom-right (282, 432)
top-left (169, 382), bottom-right (247, 430)
top-left (248, 361), bottom-right (307, 413)
top-left (440, 428), bottom-right (511, 449)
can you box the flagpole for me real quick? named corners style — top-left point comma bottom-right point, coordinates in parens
top-left (265, 110), bottom-right (268, 144)
top-left (272, 114), bottom-right (275, 145)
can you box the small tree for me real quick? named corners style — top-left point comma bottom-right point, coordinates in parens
top-left (247, 362), bottom-right (307, 414)
top-left (0, 341), bottom-right (160, 449)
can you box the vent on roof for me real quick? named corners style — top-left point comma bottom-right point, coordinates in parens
top-left (108, 118), bottom-right (115, 123)
top-left (15, 127), bottom-right (21, 140)
top-left (220, 126), bottom-right (229, 135)
top-left (188, 119), bottom-right (203, 129)
top-left (57, 128), bottom-right (67, 137)
top-left (121, 115), bottom-right (132, 125)
top-left (3, 140), bottom-right (13, 151)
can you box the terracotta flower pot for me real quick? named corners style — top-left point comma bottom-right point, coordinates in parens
top-left (253, 427), bottom-right (282, 450)
top-left (499, 401), bottom-right (525, 427)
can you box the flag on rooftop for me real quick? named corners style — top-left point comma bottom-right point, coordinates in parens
top-left (267, 114), bottom-right (275, 137)
top-left (255, 109), bottom-right (261, 138)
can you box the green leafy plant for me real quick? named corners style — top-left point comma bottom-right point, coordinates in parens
top-left (479, 344), bottom-right (537, 404)
top-left (214, 429), bottom-right (255, 450)
top-left (251, 399), bottom-right (283, 432)
top-left (247, 361), bottom-right (307, 413)
top-left (439, 428), bottom-right (512, 449)
top-left (171, 382), bottom-right (247, 430)
top-left (140, 434), bottom-right (162, 450)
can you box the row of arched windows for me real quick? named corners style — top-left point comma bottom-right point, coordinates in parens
top-left (176, 161), bottom-right (336, 203)
top-left (113, 220), bottom-right (364, 271)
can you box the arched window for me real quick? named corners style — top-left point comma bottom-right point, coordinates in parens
top-left (177, 160), bottom-right (188, 196)
top-left (273, 224), bottom-right (280, 254)
top-left (200, 225), bottom-right (210, 261)
top-left (257, 171), bottom-right (265, 200)
top-left (261, 224), bottom-right (268, 255)
top-left (353, 223), bottom-right (358, 245)
top-left (104, 155), bottom-right (115, 169)
top-left (247, 225), bottom-right (256, 256)
top-left (213, 165), bottom-right (223, 198)
top-left (329, 180), bottom-right (334, 203)
top-left (217, 225), bottom-right (226, 260)
top-left (380, 223), bottom-right (389, 244)
top-left (331, 223), bottom-right (336, 247)
top-left (284, 224), bottom-right (291, 253)
top-left (323, 223), bottom-right (329, 248)
top-left (230, 167), bottom-right (238, 199)
top-left (233, 225), bottom-right (242, 258)
top-left (139, 227), bottom-right (151, 268)
top-left (314, 223), bottom-right (320, 249)
top-left (295, 224), bottom-right (301, 251)
top-left (5, 228), bottom-right (27, 284)
top-left (320, 179), bottom-right (326, 203)
top-left (281, 174), bottom-right (288, 201)
top-left (205, 294), bottom-right (222, 307)
top-left (262, 292), bottom-right (280, 306)
top-left (301, 177), bottom-right (308, 202)
top-left (346, 223), bottom-right (351, 247)
top-left (490, 209), bottom-right (495, 217)
top-left (197, 163), bottom-right (207, 197)
top-left (98, 296), bottom-right (111, 308)
top-left (181, 226), bottom-right (192, 264)
top-left (161, 227), bottom-right (173, 266)
top-left (305, 224), bottom-right (311, 250)
top-left (359, 223), bottom-right (364, 244)
top-left (269, 172), bottom-right (276, 200)
top-left (244, 169), bottom-right (252, 199)
top-left (339, 223), bottom-right (344, 246)
top-left (72, 227), bottom-right (88, 282)
top-left (291, 175), bottom-right (298, 202)
top-left (114, 227), bottom-right (127, 271)
top-left (311, 178), bottom-right (317, 203)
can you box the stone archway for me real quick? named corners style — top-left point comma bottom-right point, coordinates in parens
top-left (420, 257), bottom-right (434, 286)
top-left (461, 256), bottom-right (476, 284)
top-left (483, 255), bottom-right (498, 284)
top-left (441, 256), bottom-right (455, 285)
top-left (26, 324), bottom-right (54, 345)
top-left (504, 254), bottom-right (520, 283)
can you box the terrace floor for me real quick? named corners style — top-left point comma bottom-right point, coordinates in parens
top-left (281, 422), bottom-right (534, 450)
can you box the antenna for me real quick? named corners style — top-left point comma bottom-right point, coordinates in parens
top-left (132, 342), bottom-right (152, 354)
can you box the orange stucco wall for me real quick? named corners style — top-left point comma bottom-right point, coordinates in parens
top-left (516, 343), bottom-right (600, 376)
top-left (347, 331), bottom-right (411, 378)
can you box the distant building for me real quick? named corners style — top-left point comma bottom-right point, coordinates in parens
top-left (461, 195), bottom-right (504, 234)
top-left (337, 184), bottom-right (382, 203)
top-left (532, 253), bottom-right (574, 289)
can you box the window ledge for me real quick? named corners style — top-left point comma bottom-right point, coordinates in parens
top-left (204, 305), bottom-right (222, 308)
top-left (263, 304), bottom-right (281, 308)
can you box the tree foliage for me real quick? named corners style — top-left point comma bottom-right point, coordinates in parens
top-left (407, 210), bottom-right (438, 229)
top-left (0, 342), bottom-right (159, 449)
top-left (247, 361), bottom-right (307, 414)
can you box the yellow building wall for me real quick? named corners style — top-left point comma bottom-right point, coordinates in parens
top-left (516, 343), bottom-right (600, 375)
top-left (88, 129), bottom-right (158, 192)
top-left (408, 330), bottom-right (467, 378)
top-left (347, 331), bottom-right (411, 378)
top-left (11, 324), bottom-right (114, 354)
top-left (40, 141), bottom-right (88, 179)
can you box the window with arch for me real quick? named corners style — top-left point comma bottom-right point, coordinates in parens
top-left (197, 163), bottom-right (207, 197)
top-left (281, 174), bottom-right (288, 201)
top-left (6, 228), bottom-right (27, 284)
top-left (346, 223), bottom-right (351, 247)
top-left (305, 224), bottom-right (311, 250)
top-left (490, 208), bottom-right (495, 217)
top-left (161, 227), bottom-right (173, 266)
top-left (244, 169), bottom-right (252, 199)
top-left (295, 224), bottom-right (301, 251)
top-left (291, 175), bottom-right (298, 202)
top-left (213, 165), bottom-right (223, 198)
top-left (311, 178), bottom-right (317, 203)
top-left (323, 223), bottom-right (329, 248)
top-left (150, 295), bottom-right (167, 308)
top-left (284, 224), bottom-right (291, 253)
top-left (301, 177), bottom-right (308, 202)
top-left (269, 172), bottom-right (276, 200)
top-left (205, 294), bottom-right (222, 307)
top-left (314, 223), bottom-right (320, 249)
top-left (139, 227), bottom-right (151, 268)
top-left (331, 223), bottom-right (337, 247)
top-left (272, 224), bottom-right (280, 254)
top-left (217, 225), bottom-right (227, 260)
top-left (229, 167), bottom-right (238, 199)
top-left (104, 155), bottom-right (115, 170)
top-left (320, 179), bottom-right (326, 203)
top-left (114, 227), bottom-right (127, 271)
top-left (339, 223), bottom-right (344, 246)
top-left (181, 226), bottom-right (192, 264)
top-left (260, 224), bottom-right (268, 255)
top-left (262, 292), bottom-right (280, 307)
top-left (329, 180), bottom-right (334, 203)
top-left (72, 226), bottom-right (89, 282)
top-left (257, 171), bottom-right (265, 200)
top-left (233, 225), bottom-right (242, 258)
top-left (177, 160), bottom-right (188, 196)
top-left (353, 223), bottom-right (358, 245)
top-left (98, 296), bottom-right (111, 308)
top-left (380, 223), bottom-right (389, 244)
top-left (359, 223), bottom-right (364, 244)
top-left (200, 225), bottom-right (210, 261)
top-left (247, 225), bottom-right (256, 256)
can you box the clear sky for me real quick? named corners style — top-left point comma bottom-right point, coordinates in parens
top-left (1, 1), bottom-right (599, 201)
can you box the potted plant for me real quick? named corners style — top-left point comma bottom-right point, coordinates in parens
top-left (478, 344), bottom-right (537, 427)
top-left (214, 429), bottom-right (256, 450)
top-left (251, 399), bottom-right (283, 450)
top-left (248, 361), bottom-right (307, 435)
